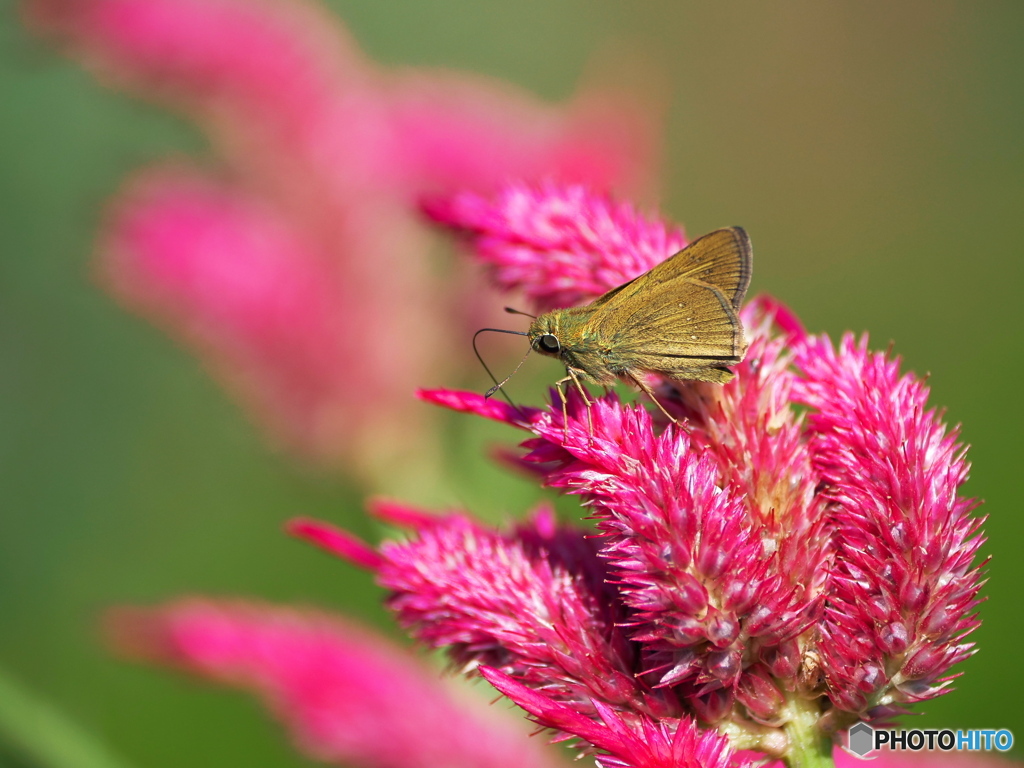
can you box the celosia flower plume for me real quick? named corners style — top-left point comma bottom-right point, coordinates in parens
top-left (424, 181), bottom-right (687, 311)
top-left (289, 182), bottom-right (986, 766)
top-left (793, 334), bottom-right (985, 716)
top-left (25, 0), bottom-right (656, 481)
top-left (108, 600), bottom-right (564, 768)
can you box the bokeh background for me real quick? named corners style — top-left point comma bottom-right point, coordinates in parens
top-left (1, 1), bottom-right (1022, 766)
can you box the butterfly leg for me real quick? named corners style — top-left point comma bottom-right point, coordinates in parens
top-left (625, 371), bottom-right (679, 425)
top-left (565, 368), bottom-right (594, 437)
top-left (552, 376), bottom-right (571, 439)
top-left (552, 370), bottom-right (594, 438)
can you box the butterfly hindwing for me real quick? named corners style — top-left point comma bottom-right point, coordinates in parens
top-left (591, 277), bottom-right (745, 367)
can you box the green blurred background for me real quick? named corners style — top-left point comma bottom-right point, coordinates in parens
top-left (1, 1), bottom-right (1022, 766)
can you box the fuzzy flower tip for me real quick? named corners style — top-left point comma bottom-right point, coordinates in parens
top-left (25, 0), bottom-right (656, 479)
top-left (423, 181), bottom-right (686, 311)
top-left (296, 184), bottom-right (985, 764)
top-left (106, 600), bottom-right (563, 768)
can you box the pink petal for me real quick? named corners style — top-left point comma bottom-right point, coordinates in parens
top-left (481, 668), bottom-right (746, 768)
top-left (417, 387), bottom-right (543, 427)
top-left (286, 518), bottom-right (383, 571)
top-left (370, 511), bottom-right (647, 716)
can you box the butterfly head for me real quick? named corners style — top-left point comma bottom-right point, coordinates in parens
top-left (527, 314), bottom-right (563, 358)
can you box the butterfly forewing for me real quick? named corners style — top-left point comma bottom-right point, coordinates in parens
top-left (675, 227), bottom-right (751, 310)
top-left (612, 226), bottom-right (752, 312)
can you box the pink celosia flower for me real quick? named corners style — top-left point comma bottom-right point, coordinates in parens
top-left (102, 168), bottom-right (429, 473)
top-left (25, 0), bottom-right (655, 479)
top-left (108, 599), bottom-right (566, 768)
top-left (292, 504), bottom-right (751, 768)
top-left (289, 182), bottom-right (985, 765)
top-left (424, 181), bottom-right (686, 311)
top-left (792, 334), bottom-right (985, 718)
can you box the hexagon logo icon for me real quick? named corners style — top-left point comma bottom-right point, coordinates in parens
top-left (848, 723), bottom-right (875, 758)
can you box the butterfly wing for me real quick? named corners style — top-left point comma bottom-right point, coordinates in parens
top-left (592, 227), bottom-right (752, 312)
top-left (587, 272), bottom-right (642, 308)
top-left (672, 227), bottom-right (752, 311)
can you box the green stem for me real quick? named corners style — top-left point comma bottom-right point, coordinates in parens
top-left (0, 666), bottom-right (135, 768)
top-left (782, 695), bottom-right (835, 768)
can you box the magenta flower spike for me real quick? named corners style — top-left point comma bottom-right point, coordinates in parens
top-left (423, 181), bottom-right (686, 312)
top-left (792, 334), bottom-right (986, 719)
top-left (107, 599), bottom-right (565, 768)
top-left (291, 182), bottom-right (986, 768)
top-left (25, 0), bottom-right (655, 481)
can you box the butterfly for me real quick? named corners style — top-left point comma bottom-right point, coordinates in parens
top-left (478, 227), bottom-right (752, 424)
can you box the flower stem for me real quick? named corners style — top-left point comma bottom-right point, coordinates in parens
top-left (782, 695), bottom-right (835, 768)
top-left (0, 667), bottom-right (136, 768)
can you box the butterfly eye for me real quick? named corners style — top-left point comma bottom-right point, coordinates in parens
top-left (537, 334), bottom-right (560, 354)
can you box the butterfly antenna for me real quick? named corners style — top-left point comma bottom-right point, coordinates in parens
top-left (472, 328), bottom-right (530, 409)
top-left (485, 346), bottom-right (533, 399)
top-left (504, 306), bottom-right (537, 319)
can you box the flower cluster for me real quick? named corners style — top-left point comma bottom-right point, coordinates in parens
top-left (26, 0), bottom-right (654, 481)
top-left (34, 1), bottom-right (987, 758)
top-left (290, 183), bottom-right (986, 766)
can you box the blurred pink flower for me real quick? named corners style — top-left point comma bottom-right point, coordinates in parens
top-left (102, 169), bottom-right (402, 467)
top-left (108, 599), bottom-right (565, 768)
top-left (25, 0), bottom-right (656, 480)
top-left (287, 182), bottom-right (985, 764)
